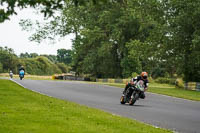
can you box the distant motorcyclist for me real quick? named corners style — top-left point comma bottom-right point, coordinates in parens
top-left (19, 66), bottom-right (25, 80)
top-left (9, 70), bottom-right (13, 79)
top-left (123, 72), bottom-right (149, 99)
top-left (19, 66), bottom-right (25, 73)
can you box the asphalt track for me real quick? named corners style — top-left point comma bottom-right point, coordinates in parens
top-left (13, 79), bottom-right (200, 133)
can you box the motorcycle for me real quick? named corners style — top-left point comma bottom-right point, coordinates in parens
top-left (120, 80), bottom-right (145, 105)
top-left (19, 70), bottom-right (25, 80)
top-left (9, 71), bottom-right (13, 79)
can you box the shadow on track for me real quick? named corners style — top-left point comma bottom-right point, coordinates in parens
top-left (119, 103), bottom-right (152, 108)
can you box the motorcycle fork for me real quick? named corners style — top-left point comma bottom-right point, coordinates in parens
top-left (125, 89), bottom-right (131, 102)
top-left (131, 91), bottom-right (139, 100)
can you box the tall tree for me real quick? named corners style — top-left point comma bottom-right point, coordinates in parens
top-left (18, 0), bottom-right (200, 81)
top-left (163, 0), bottom-right (200, 81)
top-left (19, 0), bottom-right (162, 78)
top-left (57, 49), bottom-right (72, 64)
top-left (0, 46), bottom-right (19, 73)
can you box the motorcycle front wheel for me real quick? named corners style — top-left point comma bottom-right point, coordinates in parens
top-left (129, 93), bottom-right (139, 105)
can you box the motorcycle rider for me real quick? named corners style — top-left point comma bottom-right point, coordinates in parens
top-left (19, 65), bottom-right (25, 72)
top-left (19, 65), bottom-right (25, 75)
top-left (9, 70), bottom-right (13, 78)
top-left (123, 72), bottom-right (149, 99)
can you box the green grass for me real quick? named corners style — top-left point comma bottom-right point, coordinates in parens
top-left (0, 74), bottom-right (52, 80)
top-left (0, 79), bottom-right (171, 133)
top-left (98, 82), bottom-right (200, 101)
top-left (148, 82), bottom-right (200, 101)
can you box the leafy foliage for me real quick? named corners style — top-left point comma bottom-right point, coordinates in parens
top-left (155, 78), bottom-right (176, 85)
top-left (0, 47), bottom-right (19, 73)
top-left (0, 0), bottom-right (104, 23)
top-left (0, 0), bottom-right (64, 23)
top-left (0, 63), bottom-right (3, 73)
top-left (57, 49), bottom-right (72, 64)
top-left (23, 56), bottom-right (62, 75)
top-left (163, 0), bottom-right (200, 82)
top-left (2, 0), bottom-right (200, 81)
top-left (56, 63), bottom-right (70, 73)
top-left (0, 46), bottom-right (71, 75)
top-left (20, 52), bottom-right (39, 58)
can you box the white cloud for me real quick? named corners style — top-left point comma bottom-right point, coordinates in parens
top-left (0, 8), bottom-right (74, 56)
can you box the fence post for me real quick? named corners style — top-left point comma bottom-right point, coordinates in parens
top-left (196, 82), bottom-right (200, 91)
top-left (184, 82), bottom-right (188, 90)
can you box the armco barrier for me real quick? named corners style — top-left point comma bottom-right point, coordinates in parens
top-left (123, 79), bottom-right (130, 84)
top-left (96, 78), bottom-right (200, 91)
top-left (196, 82), bottom-right (200, 91)
top-left (102, 79), bottom-right (108, 82)
top-left (97, 79), bottom-right (200, 91)
top-left (64, 75), bottom-right (76, 80)
top-left (185, 82), bottom-right (200, 91)
top-left (96, 78), bottom-right (130, 84)
top-left (115, 79), bottom-right (123, 83)
top-left (96, 79), bottom-right (102, 82)
top-left (108, 79), bottom-right (115, 83)
top-left (55, 75), bottom-right (86, 81)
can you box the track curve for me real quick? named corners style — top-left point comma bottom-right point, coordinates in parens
top-left (13, 79), bottom-right (200, 133)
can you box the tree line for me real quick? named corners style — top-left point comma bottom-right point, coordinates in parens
top-left (1, 0), bottom-right (200, 82)
top-left (0, 46), bottom-right (72, 75)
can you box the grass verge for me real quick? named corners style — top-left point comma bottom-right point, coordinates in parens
top-left (0, 73), bottom-right (52, 80)
top-left (148, 82), bottom-right (200, 101)
top-left (97, 82), bottom-right (200, 101)
top-left (0, 79), bottom-right (171, 133)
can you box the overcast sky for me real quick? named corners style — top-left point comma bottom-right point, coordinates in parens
top-left (0, 8), bottom-right (74, 56)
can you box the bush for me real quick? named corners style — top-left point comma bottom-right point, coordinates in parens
top-left (155, 77), bottom-right (176, 85)
top-left (89, 77), bottom-right (96, 82)
top-left (23, 56), bottom-right (62, 75)
top-left (175, 78), bottom-right (184, 88)
top-left (131, 72), bottom-right (138, 78)
top-left (151, 67), bottom-right (166, 78)
top-left (52, 64), bottom-right (62, 74)
top-left (56, 63), bottom-right (69, 73)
